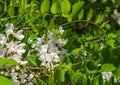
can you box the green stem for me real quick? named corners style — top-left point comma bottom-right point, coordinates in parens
top-left (60, 19), bottom-right (100, 28)
top-left (49, 69), bottom-right (54, 85)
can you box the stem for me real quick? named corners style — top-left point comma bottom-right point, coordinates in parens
top-left (29, 67), bottom-right (48, 70)
top-left (0, 16), bottom-right (17, 21)
top-left (60, 19), bottom-right (100, 28)
top-left (48, 67), bottom-right (55, 85)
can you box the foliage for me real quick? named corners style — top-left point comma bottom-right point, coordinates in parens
top-left (0, 0), bottom-right (120, 85)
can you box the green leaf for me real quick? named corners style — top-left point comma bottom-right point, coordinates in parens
top-left (78, 9), bottom-right (84, 20)
top-left (71, 48), bottom-right (82, 55)
top-left (111, 0), bottom-right (116, 3)
top-left (30, 34), bottom-right (37, 39)
top-left (100, 21), bottom-right (109, 28)
top-left (0, 76), bottom-right (13, 85)
top-left (27, 56), bottom-right (39, 67)
top-left (71, 1), bottom-right (84, 17)
top-left (62, 63), bottom-right (72, 70)
top-left (67, 14), bottom-right (72, 22)
top-left (100, 63), bottom-right (116, 72)
top-left (85, 60), bottom-right (98, 73)
top-left (67, 69), bottom-right (75, 80)
top-left (8, 7), bottom-right (14, 17)
top-left (107, 33), bottom-right (116, 39)
top-left (55, 68), bottom-right (65, 82)
top-left (95, 14), bottom-right (104, 24)
top-left (104, 24), bottom-right (111, 30)
top-left (105, 39), bottom-right (115, 48)
top-left (28, 40), bottom-right (37, 44)
top-left (87, 9), bottom-right (93, 21)
top-left (113, 65), bottom-right (120, 79)
top-left (4, 0), bottom-right (7, 11)
top-left (51, 2), bottom-right (58, 14)
top-left (41, 0), bottom-right (50, 14)
top-left (61, 0), bottom-right (71, 17)
top-left (91, 76), bottom-right (100, 85)
top-left (72, 71), bottom-right (85, 84)
top-left (0, 58), bottom-right (18, 66)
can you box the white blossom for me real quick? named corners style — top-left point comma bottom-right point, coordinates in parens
top-left (50, 52), bottom-right (60, 62)
top-left (102, 72), bottom-right (112, 82)
top-left (57, 38), bottom-right (68, 47)
top-left (0, 34), bottom-right (6, 46)
top-left (48, 38), bottom-right (57, 47)
top-left (16, 43), bottom-right (25, 55)
top-left (59, 26), bottom-right (64, 34)
top-left (5, 23), bottom-right (14, 36)
top-left (48, 32), bottom-right (57, 40)
top-left (37, 38), bottom-right (44, 46)
top-left (39, 52), bottom-right (60, 68)
top-left (40, 44), bottom-right (48, 55)
top-left (28, 31), bottom-right (68, 69)
top-left (13, 30), bottom-right (24, 40)
top-left (19, 61), bottom-right (28, 65)
top-left (48, 47), bottom-right (60, 54)
top-left (6, 42), bottom-right (26, 64)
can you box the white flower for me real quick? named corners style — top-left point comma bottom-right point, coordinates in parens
top-left (6, 42), bottom-right (26, 64)
top-left (57, 38), bottom-right (68, 47)
top-left (48, 32), bottom-right (57, 40)
top-left (6, 42), bottom-right (16, 54)
top-left (6, 42), bottom-right (25, 56)
top-left (5, 23), bottom-right (14, 36)
top-left (13, 30), bottom-right (24, 40)
top-left (37, 38), bottom-right (44, 46)
top-left (0, 48), bottom-right (6, 57)
top-left (0, 34), bottom-right (6, 46)
top-left (50, 52), bottom-right (60, 62)
top-left (100, 43), bottom-right (104, 50)
top-left (40, 45), bottom-right (48, 55)
top-left (81, 50), bottom-right (87, 56)
top-left (117, 19), bottom-right (120, 25)
top-left (97, 64), bottom-right (101, 67)
top-left (48, 47), bottom-right (60, 54)
top-left (39, 52), bottom-right (60, 68)
top-left (114, 9), bottom-right (118, 15)
top-left (48, 39), bottom-right (57, 47)
top-left (19, 61), bottom-right (28, 65)
top-left (8, 54), bottom-right (21, 62)
top-left (59, 26), bottom-right (64, 34)
top-left (27, 74), bottom-right (34, 81)
top-left (16, 43), bottom-right (25, 55)
top-left (102, 72), bottom-right (112, 82)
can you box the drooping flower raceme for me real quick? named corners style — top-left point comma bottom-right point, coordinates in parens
top-left (28, 31), bottom-right (68, 69)
top-left (39, 32), bottom-right (67, 68)
top-left (0, 23), bottom-right (69, 84)
top-left (0, 23), bottom-right (26, 64)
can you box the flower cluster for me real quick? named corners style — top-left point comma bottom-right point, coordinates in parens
top-left (102, 72), bottom-right (112, 82)
top-left (28, 29), bottom-right (68, 69)
top-left (0, 65), bottom-right (34, 85)
top-left (0, 23), bottom-right (27, 64)
top-left (0, 23), bottom-right (68, 84)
